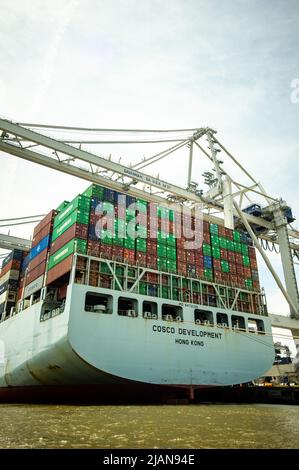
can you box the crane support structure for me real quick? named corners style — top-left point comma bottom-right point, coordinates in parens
top-left (0, 117), bottom-right (298, 320)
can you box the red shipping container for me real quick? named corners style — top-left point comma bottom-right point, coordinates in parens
top-left (177, 262), bottom-right (187, 276)
top-left (195, 255), bottom-right (204, 267)
top-left (111, 245), bottom-right (123, 262)
top-left (230, 274), bottom-right (238, 286)
top-left (100, 244), bottom-right (112, 259)
top-left (32, 221), bottom-right (52, 247)
top-left (227, 251), bottom-right (235, 262)
top-left (236, 265), bottom-right (244, 276)
top-left (244, 267), bottom-right (252, 278)
top-left (251, 259), bottom-right (258, 269)
top-left (50, 223), bottom-right (88, 255)
top-left (33, 210), bottom-right (56, 238)
top-left (176, 238), bottom-right (186, 249)
top-left (203, 231), bottom-right (211, 244)
top-left (0, 259), bottom-right (21, 277)
top-left (203, 220), bottom-right (210, 233)
top-left (218, 226), bottom-right (226, 237)
top-left (185, 251), bottom-right (195, 264)
top-left (25, 260), bottom-right (46, 286)
top-left (147, 240), bottom-right (157, 254)
top-left (229, 263), bottom-right (237, 274)
top-left (213, 259), bottom-right (221, 271)
top-left (235, 253), bottom-right (243, 265)
top-left (123, 248), bottom-right (135, 264)
top-left (87, 240), bottom-right (100, 257)
top-left (253, 280), bottom-right (260, 291)
top-left (147, 273), bottom-right (158, 283)
top-left (214, 270), bottom-right (223, 283)
top-left (176, 249), bottom-right (185, 262)
top-left (196, 267), bottom-right (204, 278)
top-left (248, 246), bottom-right (257, 260)
top-left (27, 249), bottom-right (48, 272)
top-left (146, 257), bottom-right (157, 270)
top-left (225, 228), bottom-right (233, 240)
top-left (136, 251), bottom-right (146, 266)
top-left (220, 249), bottom-right (228, 260)
top-left (225, 272), bottom-right (232, 283)
top-left (46, 255), bottom-right (73, 285)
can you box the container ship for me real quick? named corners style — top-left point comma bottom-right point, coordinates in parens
top-left (0, 183), bottom-right (275, 399)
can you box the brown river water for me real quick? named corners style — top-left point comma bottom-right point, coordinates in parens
top-left (0, 403), bottom-right (298, 449)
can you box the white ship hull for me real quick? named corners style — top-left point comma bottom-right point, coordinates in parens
top-left (0, 282), bottom-right (275, 389)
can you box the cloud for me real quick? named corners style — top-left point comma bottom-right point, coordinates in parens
top-left (31, 0), bottom-right (79, 117)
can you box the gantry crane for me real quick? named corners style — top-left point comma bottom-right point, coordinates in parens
top-left (0, 118), bottom-right (298, 320)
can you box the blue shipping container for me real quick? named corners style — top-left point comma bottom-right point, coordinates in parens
top-left (204, 255), bottom-right (213, 268)
top-left (2, 249), bottom-right (23, 268)
top-left (29, 235), bottom-right (50, 261)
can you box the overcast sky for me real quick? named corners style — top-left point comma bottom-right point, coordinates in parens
top-left (0, 0), bottom-right (298, 331)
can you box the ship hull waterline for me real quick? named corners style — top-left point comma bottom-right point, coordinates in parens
top-left (0, 283), bottom-right (275, 401)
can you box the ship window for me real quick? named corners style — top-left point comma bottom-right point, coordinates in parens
top-left (248, 318), bottom-right (265, 335)
top-left (142, 301), bottom-right (158, 319)
top-left (85, 292), bottom-right (113, 314)
top-left (231, 315), bottom-right (245, 330)
top-left (162, 304), bottom-right (183, 322)
top-left (216, 312), bottom-right (229, 328)
top-left (194, 309), bottom-right (214, 326)
top-left (118, 297), bottom-right (138, 317)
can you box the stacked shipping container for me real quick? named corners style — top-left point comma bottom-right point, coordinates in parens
top-left (0, 249), bottom-right (28, 318)
top-left (0, 183), bottom-right (262, 318)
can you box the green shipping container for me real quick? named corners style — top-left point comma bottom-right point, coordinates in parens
top-left (241, 244), bottom-right (249, 256)
top-left (136, 225), bottom-right (147, 238)
top-left (48, 239), bottom-right (87, 270)
top-left (212, 246), bottom-right (221, 259)
top-left (211, 234), bottom-right (219, 246)
top-left (158, 207), bottom-right (169, 219)
top-left (166, 233), bottom-right (176, 246)
top-left (245, 278), bottom-right (253, 290)
top-left (162, 286), bottom-right (170, 298)
top-left (83, 183), bottom-right (104, 199)
top-left (56, 200), bottom-right (69, 212)
top-left (219, 237), bottom-right (227, 249)
top-left (157, 230), bottom-right (168, 244)
top-left (221, 260), bottom-right (230, 273)
top-left (242, 255), bottom-right (250, 267)
top-left (233, 230), bottom-right (241, 242)
top-left (157, 244), bottom-right (167, 257)
top-left (54, 195), bottom-right (91, 229)
top-left (234, 242), bottom-right (242, 253)
top-left (136, 238), bottom-right (147, 252)
top-left (204, 268), bottom-right (213, 281)
top-left (124, 237), bottom-right (135, 249)
top-left (166, 246), bottom-right (176, 260)
top-left (52, 210), bottom-right (89, 241)
top-left (210, 223), bottom-right (219, 235)
top-left (203, 243), bottom-right (212, 256)
top-left (166, 259), bottom-right (177, 272)
top-left (227, 240), bottom-right (235, 251)
top-left (139, 282), bottom-right (147, 295)
top-left (115, 219), bottom-right (126, 236)
top-left (113, 236), bottom-right (124, 247)
top-left (157, 258), bottom-right (167, 271)
top-left (136, 199), bottom-right (147, 213)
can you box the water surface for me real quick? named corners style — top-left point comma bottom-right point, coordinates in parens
top-left (0, 404), bottom-right (298, 448)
